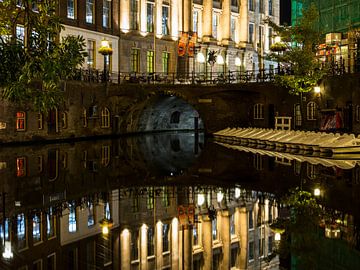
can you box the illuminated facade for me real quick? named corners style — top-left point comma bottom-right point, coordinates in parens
top-left (59, 0), bottom-right (280, 77)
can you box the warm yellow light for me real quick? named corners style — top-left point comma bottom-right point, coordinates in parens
top-left (275, 232), bottom-right (281, 241)
top-left (314, 86), bottom-right (321, 94)
top-left (275, 36), bottom-right (281, 43)
top-left (101, 39), bottom-right (110, 48)
top-left (197, 194), bottom-right (205, 206)
top-left (102, 225), bottom-right (109, 235)
top-left (235, 57), bottom-right (241, 67)
top-left (314, 188), bottom-right (321, 196)
top-left (217, 55), bottom-right (224, 65)
top-left (197, 52), bottom-right (205, 63)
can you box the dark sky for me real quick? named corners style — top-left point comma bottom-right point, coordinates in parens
top-left (280, 0), bottom-right (291, 25)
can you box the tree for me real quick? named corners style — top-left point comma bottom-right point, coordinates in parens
top-left (0, 0), bottom-right (87, 113)
top-left (267, 4), bottom-right (327, 96)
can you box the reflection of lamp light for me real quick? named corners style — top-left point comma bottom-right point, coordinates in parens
top-left (275, 36), bottom-right (281, 43)
top-left (235, 188), bottom-right (241, 199)
top-left (235, 57), bottom-right (241, 67)
top-left (197, 194), bottom-right (205, 206)
top-left (314, 188), bottom-right (321, 196)
top-left (275, 232), bottom-right (281, 241)
top-left (197, 52), bottom-right (205, 63)
top-left (217, 191), bottom-right (224, 203)
top-left (216, 55), bottom-right (224, 65)
top-left (314, 86), bottom-right (321, 94)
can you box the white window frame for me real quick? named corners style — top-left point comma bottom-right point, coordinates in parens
top-left (254, 103), bottom-right (264, 119)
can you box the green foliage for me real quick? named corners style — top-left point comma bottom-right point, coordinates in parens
top-left (0, 0), bottom-right (87, 113)
top-left (267, 3), bottom-right (327, 95)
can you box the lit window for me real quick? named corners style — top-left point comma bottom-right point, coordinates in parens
top-left (269, 0), bottom-right (273, 16)
top-left (162, 224), bottom-right (170, 252)
top-left (254, 103), bottom-right (264, 119)
top-left (16, 157), bottom-right (26, 177)
top-left (249, 23), bottom-right (254, 44)
top-left (87, 201), bottom-right (95, 227)
top-left (253, 154), bottom-right (263, 170)
top-left (61, 112), bottom-right (68, 129)
top-left (101, 107), bottom-right (111, 128)
top-left (86, 0), bottom-right (94, 24)
top-left (147, 51), bottom-right (154, 73)
top-left (17, 213), bottom-right (27, 249)
top-left (212, 12), bottom-right (218, 39)
top-left (294, 103), bottom-right (302, 126)
top-left (131, 48), bottom-right (140, 73)
top-left (147, 227), bottom-right (154, 256)
top-left (101, 145), bottom-right (110, 166)
top-left (69, 201), bottom-right (77, 232)
top-left (161, 51), bottom-right (170, 74)
top-left (249, 0), bottom-right (254, 11)
top-left (162, 5), bottom-right (169, 35)
top-left (249, 241), bottom-right (254, 260)
top-left (231, 17), bottom-right (236, 41)
top-left (104, 202), bottom-right (111, 220)
top-left (212, 217), bottom-right (217, 240)
top-left (87, 40), bottom-right (95, 68)
top-left (147, 2), bottom-right (154, 33)
top-left (16, 25), bottom-right (25, 43)
top-left (33, 214), bottom-right (42, 244)
top-left (307, 101), bottom-right (317, 120)
top-left (102, 0), bottom-right (111, 28)
top-left (16, 111), bottom-right (26, 131)
top-left (130, 0), bottom-right (139, 30)
top-left (248, 210), bottom-right (254, 229)
top-left (67, 0), bottom-right (76, 19)
top-left (47, 207), bottom-right (56, 238)
top-left (193, 10), bottom-right (198, 33)
top-left (37, 113), bottom-right (43, 129)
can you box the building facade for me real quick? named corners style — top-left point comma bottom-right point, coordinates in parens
top-left (59, 0), bottom-right (280, 78)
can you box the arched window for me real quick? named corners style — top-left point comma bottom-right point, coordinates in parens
top-left (253, 104), bottom-right (264, 119)
top-left (101, 107), bottom-right (110, 128)
top-left (170, 111), bottom-right (180, 124)
top-left (101, 145), bottom-right (110, 167)
top-left (307, 102), bottom-right (317, 120)
top-left (16, 111), bottom-right (26, 131)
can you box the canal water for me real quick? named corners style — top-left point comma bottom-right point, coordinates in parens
top-left (0, 132), bottom-right (359, 269)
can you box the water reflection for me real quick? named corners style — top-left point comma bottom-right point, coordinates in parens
top-left (0, 133), bottom-right (359, 269)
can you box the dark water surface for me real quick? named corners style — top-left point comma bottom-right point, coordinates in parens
top-left (0, 132), bottom-right (359, 269)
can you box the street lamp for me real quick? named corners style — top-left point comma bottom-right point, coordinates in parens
top-left (270, 36), bottom-right (286, 74)
top-left (98, 39), bottom-right (113, 83)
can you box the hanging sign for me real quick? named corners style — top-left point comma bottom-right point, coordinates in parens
top-left (178, 32), bottom-right (188, 57)
top-left (188, 32), bottom-right (197, 57)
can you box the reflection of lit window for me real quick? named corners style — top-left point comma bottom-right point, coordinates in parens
top-left (69, 202), bottom-right (77, 233)
top-left (268, 236), bottom-right (273, 254)
top-left (16, 157), bottom-right (26, 177)
top-left (162, 224), bottom-right (169, 252)
top-left (47, 207), bottom-right (56, 239)
top-left (33, 214), bottom-right (42, 244)
top-left (147, 188), bottom-right (154, 209)
top-left (88, 201), bottom-right (95, 227)
top-left (193, 220), bottom-right (199, 246)
top-left (16, 111), bottom-right (26, 131)
top-left (162, 187), bottom-right (170, 207)
top-left (37, 113), bottom-right (43, 129)
top-left (83, 108), bottom-right (88, 127)
top-left (17, 213), bottom-right (27, 249)
top-left (132, 197), bottom-right (139, 212)
top-left (212, 218), bottom-right (217, 240)
top-left (103, 237), bottom-right (112, 265)
top-left (307, 163), bottom-right (317, 179)
top-left (147, 227), bottom-right (154, 256)
top-left (61, 112), bottom-right (68, 129)
top-left (0, 218), bottom-right (9, 242)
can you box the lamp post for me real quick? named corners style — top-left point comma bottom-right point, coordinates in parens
top-left (98, 39), bottom-right (113, 83)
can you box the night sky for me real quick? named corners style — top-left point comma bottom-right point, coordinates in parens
top-left (280, 0), bottom-right (291, 25)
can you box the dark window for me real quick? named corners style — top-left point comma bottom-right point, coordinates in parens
top-left (170, 111), bottom-right (180, 124)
